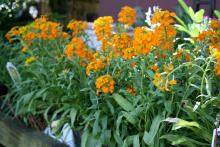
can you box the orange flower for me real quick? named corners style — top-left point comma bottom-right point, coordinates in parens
top-left (151, 64), bottom-right (159, 72)
top-left (151, 10), bottom-right (175, 26)
top-left (112, 33), bottom-right (132, 57)
top-left (22, 46), bottom-right (28, 53)
top-left (185, 53), bottom-right (191, 62)
top-left (168, 79), bottom-right (177, 85)
top-left (86, 58), bottom-right (106, 75)
top-left (196, 30), bottom-right (214, 42)
top-left (62, 32), bottom-right (70, 38)
top-left (215, 63), bottom-right (220, 75)
top-left (96, 75), bottom-right (115, 95)
top-left (163, 64), bottom-right (174, 74)
top-left (213, 50), bottom-right (220, 75)
top-left (211, 20), bottom-right (220, 31)
top-left (67, 20), bottom-right (87, 36)
top-left (152, 73), bottom-right (169, 91)
top-left (127, 86), bottom-right (136, 95)
top-left (5, 26), bottom-right (20, 43)
top-left (118, 6), bottom-right (136, 27)
top-left (93, 16), bottom-right (114, 41)
top-left (64, 37), bottom-right (93, 64)
top-left (122, 47), bottom-right (137, 60)
top-left (133, 27), bottom-right (154, 55)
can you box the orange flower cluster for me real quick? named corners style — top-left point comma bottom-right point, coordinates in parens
top-left (96, 74), bottom-right (115, 95)
top-left (118, 6), bottom-right (136, 27)
top-left (133, 27), bottom-right (155, 55)
top-left (127, 86), bottom-right (136, 95)
top-left (174, 49), bottom-right (191, 62)
top-left (151, 10), bottom-right (176, 54)
top-left (213, 50), bottom-right (220, 75)
top-left (211, 20), bottom-right (220, 31)
top-left (151, 64), bottom-right (159, 72)
top-left (5, 26), bottom-right (20, 43)
top-left (151, 10), bottom-right (175, 26)
top-left (112, 33), bottom-right (132, 57)
top-left (152, 73), bottom-right (177, 91)
top-left (122, 47), bottom-right (137, 60)
top-left (197, 20), bottom-right (220, 51)
top-left (67, 20), bottom-right (87, 36)
top-left (197, 20), bottom-right (220, 75)
top-left (86, 58), bottom-right (106, 75)
top-left (6, 16), bottom-right (63, 52)
top-left (32, 16), bottom-right (61, 40)
top-left (93, 16), bottom-right (114, 41)
top-left (151, 63), bottom-right (177, 91)
top-left (196, 30), bottom-right (214, 42)
top-left (163, 64), bottom-right (174, 74)
top-left (65, 37), bottom-right (93, 66)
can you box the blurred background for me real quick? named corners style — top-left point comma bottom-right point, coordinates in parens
top-left (1, 0), bottom-right (219, 31)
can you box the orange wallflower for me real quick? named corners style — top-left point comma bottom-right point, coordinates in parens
top-left (174, 49), bottom-right (191, 62)
top-left (5, 26), bottom-right (20, 43)
top-left (215, 63), bottom-right (220, 75)
top-left (163, 64), bottom-right (174, 74)
top-left (67, 20), bottom-right (87, 36)
top-left (62, 32), bottom-right (70, 38)
top-left (151, 64), bottom-right (159, 72)
top-left (168, 79), bottom-right (177, 85)
top-left (151, 10), bottom-right (175, 26)
top-left (211, 20), bottom-right (220, 31)
top-left (118, 6), bottom-right (136, 27)
top-left (122, 47), bottom-right (137, 60)
top-left (93, 16), bottom-right (114, 41)
top-left (133, 27), bottom-right (154, 55)
top-left (213, 50), bottom-right (220, 75)
top-left (86, 58), bottom-right (106, 75)
top-left (196, 30), bottom-right (214, 42)
top-left (64, 37), bottom-right (93, 65)
top-left (22, 46), bottom-right (28, 53)
top-left (112, 33), bottom-right (132, 57)
top-left (152, 73), bottom-right (177, 91)
top-left (96, 74), bottom-right (115, 95)
top-left (152, 73), bottom-right (169, 91)
top-left (127, 86), bottom-right (136, 95)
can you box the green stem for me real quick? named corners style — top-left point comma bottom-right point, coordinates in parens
top-left (200, 58), bottom-right (211, 103)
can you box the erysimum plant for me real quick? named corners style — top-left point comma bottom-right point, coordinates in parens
top-left (3, 4), bottom-right (220, 147)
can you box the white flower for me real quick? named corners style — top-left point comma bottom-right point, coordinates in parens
top-left (29, 6), bottom-right (38, 18)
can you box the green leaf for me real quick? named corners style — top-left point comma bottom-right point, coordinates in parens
top-left (133, 134), bottom-right (140, 147)
top-left (172, 119), bottom-right (200, 130)
top-left (81, 130), bottom-right (89, 147)
top-left (214, 10), bottom-right (220, 19)
top-left (21, 91), bottom-right (35, 104)
top-left (194, 9), bottom-right (204, 23)
top-left (160, 134), bottom-right (209, 146)
top-left (106, 99), bottom-right (114, 115)
top-left (112, 93), bottom-right (134, 112)
top-left (175, 24), bottom-right (190, 35)
top-left (178, 0), bottom-right (189, 16)
top-left (188, 7), bottom-right (195, 20)
top-left (146, 70), bottom-right (154, 79)
top-left (143, 115), bottom-right (162, 145)
top-left (70, 108), bottom-right (77, 127)
top-left (122, 111), bottom-right (137, 125)
top-left (174, 15), bottom-right (187, 27)
top-left (205, 77), bottom-right (211, 96)
top-left (92, 110), bottom-right (101, 135)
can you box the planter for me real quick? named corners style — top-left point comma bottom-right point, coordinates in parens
top-left (0, 112), bottom-right (68, 147)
